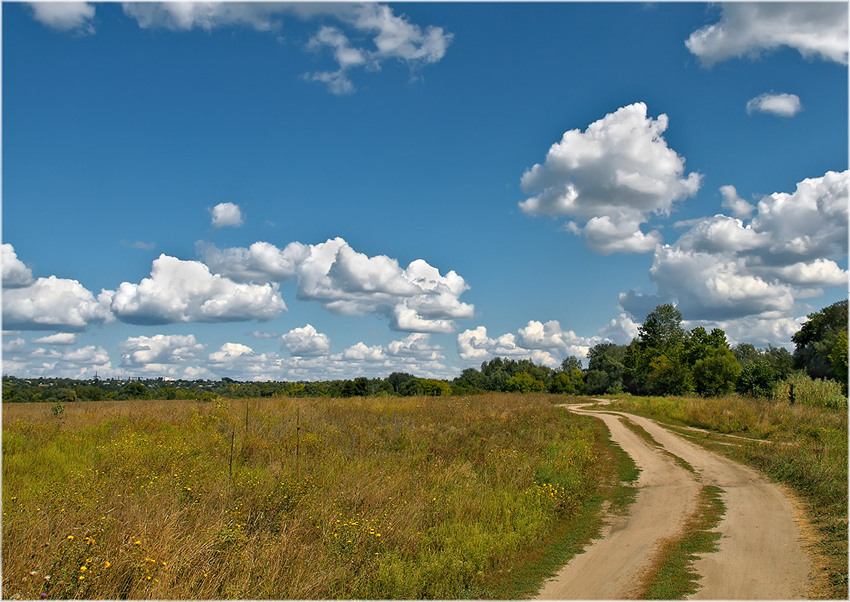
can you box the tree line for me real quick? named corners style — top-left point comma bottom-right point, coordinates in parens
top-left (3, 300), bottom-right (846, 405)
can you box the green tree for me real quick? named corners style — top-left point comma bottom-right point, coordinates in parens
top-left (736, 360), bottom-right (778, 398)
top-left (451, 368), bottom-right (489, 394)
top-left (505, 372), bottom-right (546, 393)
top-left (638, 303), bottom-right (686, 351)
top-left (586, 343), bottom-right (626, 394)
top-left (792, 299), bottom-right (848, 379)
top-left (645, 353), bottom-right (693, 395)
top-left (122, 381), bottom-right (149, 400)
top-left (692, 347), bottom-right (741, 396)
top-left (830, 330), bottom-right (848, 393)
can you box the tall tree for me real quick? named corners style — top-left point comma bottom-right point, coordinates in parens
top-left (793, 299), bottom-right (848, 379)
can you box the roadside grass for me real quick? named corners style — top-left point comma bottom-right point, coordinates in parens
top-left (494, 413), bottom-right (640, 599)
top-left (636, 485), bottom-right (725, 599)
top-left (3, 393), bottom-right (625, 600)
top-left (607, 394), bottom-right (848, 599)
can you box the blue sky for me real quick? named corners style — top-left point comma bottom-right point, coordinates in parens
top-left (3, 1), bottom-right (848, 381)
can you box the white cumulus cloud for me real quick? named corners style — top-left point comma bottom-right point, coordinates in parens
top-left (746, 92), bottom-right (802, 117)
top-left (19, 344), bottom-right (113, 379)
top-left (620, 170), bottom-right (848, 338)
top-left (210, 202), bottom-right (244, 229)
top-left (28, 2), bottom-right (95, 33)
top-left (686, 2), bottom-right (848, 66)
top-left (280, 324), bottom-right (330, 357)
top-left (32, 333), bottom-right (79, 345)
top-left (3, 276), bottom-right (113, 331)
top-left (2, 244), bottom-right (35, 288)
top-left (200, 237), bottom-right (473, 334)
top-left (519, 102), bottom-right (701, 254)
top-left (109, 254), bottom-right (287, 325)
top-left (121, 334), bottom-right (206, 367)
top-left (457, 322), bottom-right (600, 368)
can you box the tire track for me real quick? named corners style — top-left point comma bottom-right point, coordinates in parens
top-left (536, 401), bottom-right (812, 600)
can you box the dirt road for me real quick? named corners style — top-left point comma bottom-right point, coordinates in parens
top-left (536, 402), bottom-right (812, 600)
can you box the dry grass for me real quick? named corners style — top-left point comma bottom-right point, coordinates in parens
top-left (3, 394), bottom-right (614, 599)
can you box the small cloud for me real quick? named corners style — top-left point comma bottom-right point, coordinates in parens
top-left (27, 2), bottom-right (95, 33)
top-left (281, 324), bottom-right (331, 357)
top-left (746, 92), bottom-right (802, 117)
top-left (32, 333), bottom-right (79, 345)
top-left (210, 202), bottom-right (244, 229)
top-left (121, 240), bottom-right (156, 251)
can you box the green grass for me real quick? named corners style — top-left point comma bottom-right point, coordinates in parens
top-left (494, 412), bottom-right (641, 599)
top-left (2, 394), bottom-right (629, 600)
top-left (637, 485), bottom-right (725, 599)
top-left (607, 394), bottom-right (848, 599)
top-left (617, 415), bottom-right (696, 474)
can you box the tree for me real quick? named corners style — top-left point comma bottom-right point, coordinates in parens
top-left (692, 347), bottom-right (741, 396)
top-left (549, 369), bottom-right (585, 395)
top-left (736, 360), bottom-right (778, 398)
top-left (793, 299), bottom-right (848, 379)
top-left (830, 330), bottom-right (848, 393)
top-left (506, 372), bottom-right (546, 393)
top-left (451, 368), bottom-right (489, 394)
top-left (586, 343), bottom-right (626, 394)
top-left (638, 303), bottom-right (685, 352)
top-left (625, 304), bottom-right (691, 395)
top-left (645, 353), bottom-right (693, 395)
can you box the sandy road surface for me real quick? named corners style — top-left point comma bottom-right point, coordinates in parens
top-left (536, 402), bottom-right (811, 600)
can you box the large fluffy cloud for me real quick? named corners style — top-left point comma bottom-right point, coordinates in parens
top-left (2, 244), bottom-right (34, 288)
top-left (109, 254), bottom-right (287, 325)
top-left (3, 276), bottom-right (113, 331)
top-left (621, 170), bottom-right (848, 334)
top-left (121, 334), bottom-right (206, 367)
top-left (686, 3), bottom-right (848, 66)
top-left (519, 102), bottom-right (701, 254)
top-left (200, 237), bottom-right (474, 334)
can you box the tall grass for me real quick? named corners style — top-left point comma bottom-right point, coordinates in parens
top-left (773, 371), bottom-right (847, 409)
top-left (3, 394), bottom-right (616, 599)
top-left (607, 394), bottom-right (848, 599)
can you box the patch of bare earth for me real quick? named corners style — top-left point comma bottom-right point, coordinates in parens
top-left (536, 403), bottom-right (812, 600)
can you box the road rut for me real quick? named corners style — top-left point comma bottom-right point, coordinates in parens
top-left (536, 402), bottom-right (812, 600)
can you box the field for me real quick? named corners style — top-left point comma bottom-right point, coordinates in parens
top-left (2, 394), bottom-right (627, 600)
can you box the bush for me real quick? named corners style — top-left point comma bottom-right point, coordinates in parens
top-left (737, 360), bottom-right (778, 398)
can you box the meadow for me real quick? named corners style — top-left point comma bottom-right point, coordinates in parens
top-left (2, 394), bottom-right (627, 600)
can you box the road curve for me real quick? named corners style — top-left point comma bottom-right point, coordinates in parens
top-left (536, 402), bottom-right (812, 600)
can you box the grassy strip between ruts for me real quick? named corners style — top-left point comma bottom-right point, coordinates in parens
top-left (494, 413), bottom-right (641, 599)
top-left (635, 485), bottom-right (725, 599)
top-left (614, 413), bottom-right (697, 475)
